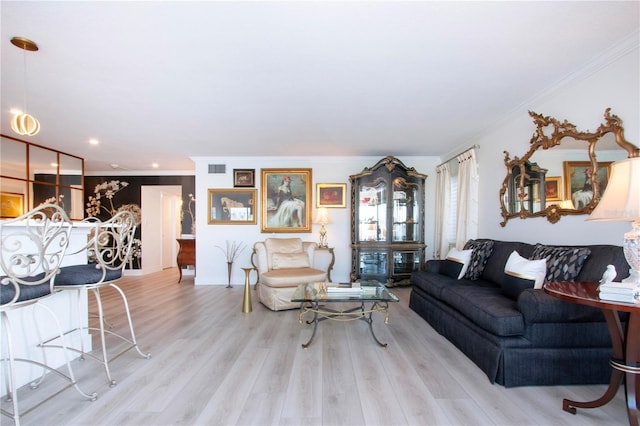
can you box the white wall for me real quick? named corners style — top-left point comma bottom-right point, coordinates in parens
top-left (192, 40), bottom-right (638, 285)
top-left (192, 156), bottom-right (439, 285)
top-left (466, 42), bottom-right (639, 246)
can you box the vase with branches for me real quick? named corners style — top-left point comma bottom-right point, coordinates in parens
top-left (216, 240), bottom-right (246, 288)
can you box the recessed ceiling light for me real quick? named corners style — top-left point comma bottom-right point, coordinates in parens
top-left (50, 163), bottom-right (58, 167)
top-left (152, 163), bottom-right (159, 168)
top-left (110, 164), bottom-right (119, 169)
top-left (89, 139), bottom-right (99, 145)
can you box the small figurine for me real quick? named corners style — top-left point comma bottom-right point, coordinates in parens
top-left (599, 264), bottom-right (617, 289)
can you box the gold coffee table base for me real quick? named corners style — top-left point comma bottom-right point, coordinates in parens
top-left (297, 301), bottom-right (390, 348)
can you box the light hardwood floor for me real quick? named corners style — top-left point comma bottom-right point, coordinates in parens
top-left (5, 268), bottom-right (630, 425)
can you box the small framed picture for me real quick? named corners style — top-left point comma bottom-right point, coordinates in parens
top-left (544, 176), bottom-right (562, 202)
top-left (316, 183), bottom-right (347, 208)
top-left (0, 191), bottom-right (24, 218)
top-left (233, 169), bottom-right (255, 187)
top-left (208, 189), bottom-right (257, 225)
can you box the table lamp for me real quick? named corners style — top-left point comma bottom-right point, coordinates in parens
top-left (314, 207), bottom-right (331, 248)
top-left (587, 156), bottom-right (640, 284)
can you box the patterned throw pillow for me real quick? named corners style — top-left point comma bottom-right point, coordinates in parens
top-left (462, 239), bottom-right (495, 280)
top-left (531, 244), bottom-right (591, 283)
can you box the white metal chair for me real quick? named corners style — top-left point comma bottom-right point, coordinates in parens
top-left (47, 211), bottom-right (150, 387)
top-left (0, 204), bottom-right (97, 426)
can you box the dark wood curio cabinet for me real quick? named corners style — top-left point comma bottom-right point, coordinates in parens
top-left (349, 156), bottom-right (427, 286)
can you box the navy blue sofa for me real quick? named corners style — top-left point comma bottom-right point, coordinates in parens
top-left (409, 239), bottom-right (630, 387)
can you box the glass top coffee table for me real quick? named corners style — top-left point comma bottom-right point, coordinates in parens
top-left (291, 281), bottom-right (399, 348)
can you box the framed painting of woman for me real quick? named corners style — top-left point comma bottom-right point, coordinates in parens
top-left (261, 168), bottom-right (312, 233)
top-left (563, 161), bottom-right (611, 210)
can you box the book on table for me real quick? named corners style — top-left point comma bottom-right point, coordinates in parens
top-left (327, 287), bottom-right (361, 293)
top-left (598, 282), bottom-right (639, 303)
top-left (325, 283), bottom-right (356, 293)
top-left (599, 292), bottom-right (639, 304)
top-left (599, 282), bottom-right (640, 295)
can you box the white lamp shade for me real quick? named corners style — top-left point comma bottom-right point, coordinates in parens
top-left (587, 157), bottom-right (640, 222)
top-left (314, 207), bottom-right (331, 225)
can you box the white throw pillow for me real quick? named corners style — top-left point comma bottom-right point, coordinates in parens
top-left (504, 250), bottom-right (547, 288)
top-left (445, 248), bottom-right (473, 279)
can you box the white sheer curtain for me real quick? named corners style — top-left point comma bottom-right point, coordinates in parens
top-left (434, 162), bottom-right (451, 259)
top-left (455, 148), bottom-right (479, 249)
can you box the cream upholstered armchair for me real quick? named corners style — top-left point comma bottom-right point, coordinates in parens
top-left (251, 237), bottom-right (329, 311)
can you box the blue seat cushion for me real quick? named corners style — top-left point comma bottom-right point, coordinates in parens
top-left (439, 284), bottom-right (525, 336)
top-left (56, 264), bottom-right (122, 286)
top-left (1, 273), bottom-right (50, 305)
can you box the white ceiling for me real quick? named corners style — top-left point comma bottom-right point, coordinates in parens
top-left (1, 1), bottom-right (639, 173)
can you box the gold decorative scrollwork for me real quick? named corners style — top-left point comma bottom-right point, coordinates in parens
top-left (500, 109), bottom-right (639, 227)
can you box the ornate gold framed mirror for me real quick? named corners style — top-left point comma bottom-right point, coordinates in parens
top-left (500, 109), bottom-right (638, 226)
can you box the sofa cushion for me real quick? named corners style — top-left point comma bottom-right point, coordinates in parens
top-left (480, 240), bottom-right (535, 284)
top-left (502, 251), bottom-right (547, 300)
top-left (264, 238), bottom-right (304, 270)
top-left (265, 237), bottom-right (303, 254)
top-left (261, 267), bottom-right (326, 287)
top-left (439, 284), bottom-right (524, 336)
top-left (411, 269), bottom-right (463, 299)
top-left (463, 239), bottom-right (495, 280)
top-left (574, 244), bottom-right (630, 282)
top-left (518, 287), bottom-right (605, 323)
top-left (531, 245), bottom-right (591, 282)
top-left (502, 274), bottom-right (535, 301)
top-left (442, 248), bottom-right (472, 279)
top-left (271, 252), bottom-right (310, 269)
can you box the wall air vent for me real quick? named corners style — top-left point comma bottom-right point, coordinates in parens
top-left (208, 164), bottom-right (226, 174)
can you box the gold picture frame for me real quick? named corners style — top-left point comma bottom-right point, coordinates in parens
top-left (563, 161), bottom-right (612, 209)
top-left (316, 183), bottom-right (347, 208)
top-left (261, 168), bottom-right (312, 233)
top-left (208, 189), bottom-right (257, 225)
top-left (0, 191), bottom-right (24, 218)
top-left (544, 176), bottom-right (562, 202)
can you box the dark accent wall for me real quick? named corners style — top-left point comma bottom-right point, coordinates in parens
top-left (84, 175), bottom-right (195, 233)
top-left (84, 175), bottom-right (195, 269)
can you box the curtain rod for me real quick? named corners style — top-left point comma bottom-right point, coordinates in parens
top-left (437, 144), bottom-right (480, 168)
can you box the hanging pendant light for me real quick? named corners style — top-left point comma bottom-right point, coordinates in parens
top-left (10, 37), bottom-right (40, 136)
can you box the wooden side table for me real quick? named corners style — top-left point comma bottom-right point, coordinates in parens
top-left (176, 238), bottom-right (196, 283)
top-left (544, 281), bottom-right (639, 426)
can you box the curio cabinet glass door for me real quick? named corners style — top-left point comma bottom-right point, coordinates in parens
top-left (350, 156), bottom-right (427, 286)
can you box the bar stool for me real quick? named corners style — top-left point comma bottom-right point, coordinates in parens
top-left (0, 204), bottom-right (97, 426)
top-left (47, 211), bottom-right (150, 387)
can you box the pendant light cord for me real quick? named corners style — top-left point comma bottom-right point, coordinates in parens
top-left (23, 46), bottom-right (28, 113)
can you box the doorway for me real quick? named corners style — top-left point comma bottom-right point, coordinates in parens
top-left (140, 185), bottom-right (182, 275)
